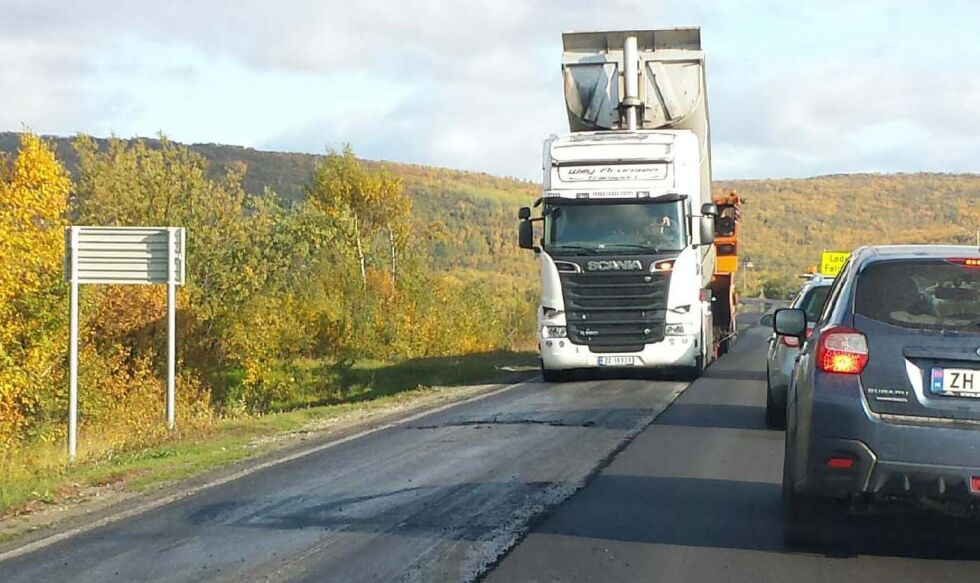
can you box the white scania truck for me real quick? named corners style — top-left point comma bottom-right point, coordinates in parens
top-left (519, 28), bottom-right (734, 381)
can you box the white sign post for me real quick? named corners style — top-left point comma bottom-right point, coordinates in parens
top-left (65, 226), bottom-right (186, 460)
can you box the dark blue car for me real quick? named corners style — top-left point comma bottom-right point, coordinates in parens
top-left (774, 245), bottom-right (980, 540)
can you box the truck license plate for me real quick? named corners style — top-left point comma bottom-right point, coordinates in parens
top-left (597, 356), bottom-right (635, 366)
top-left (931, 368), bottom-right (980, 396)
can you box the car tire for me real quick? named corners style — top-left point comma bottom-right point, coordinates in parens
top-left (765, 370), bottom-right (786, 430)
top-left (784, 490), bottom-right (847, 548)
top-left (782, 416), bottom-right (845, 547)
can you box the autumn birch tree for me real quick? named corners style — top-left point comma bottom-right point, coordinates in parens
top-left (0, 134), bottom-right (71, 449)
top-left (306, 146), bottom-right (411, 287)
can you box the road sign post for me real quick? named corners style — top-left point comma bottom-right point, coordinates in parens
top-left (65, 226), bottom-right (186, 460)
top-left (67, 228), bottom-right (79, 460)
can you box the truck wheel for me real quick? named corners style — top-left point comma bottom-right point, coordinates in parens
top-left (680, 354), bottom-right (704, 381)
top-left (541, 367), bottom-right (567, 383)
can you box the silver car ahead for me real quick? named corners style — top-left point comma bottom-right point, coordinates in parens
top-left (776, 245), bottom-right (980, 542)
top-left (763, 276), bottom-right (833, 429)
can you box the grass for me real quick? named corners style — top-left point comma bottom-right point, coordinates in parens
top-left (268, 351), bottom-right (539, 411)
top-left (0, 351), bottom-right (538, 533)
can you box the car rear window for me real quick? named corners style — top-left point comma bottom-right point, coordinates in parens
top-left (797, 286), bottom-right (831, 322)
top-left (855, 259), bottom-right (980, 332)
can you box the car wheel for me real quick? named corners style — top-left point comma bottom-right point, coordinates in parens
top-left (782, 418), bottom-right (845, 547)
top-left (765, 370), bottom-right (786, 430)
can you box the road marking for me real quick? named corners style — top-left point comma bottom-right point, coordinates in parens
top-left (0, 378), bottom-right (533, 564)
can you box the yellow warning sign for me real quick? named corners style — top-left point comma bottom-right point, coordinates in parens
top-left (819, 251), bottom-right (850, 277)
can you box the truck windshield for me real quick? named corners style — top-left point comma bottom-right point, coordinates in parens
top-left (544, 200), bottom-right (687, 255)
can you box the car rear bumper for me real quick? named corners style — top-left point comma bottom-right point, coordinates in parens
top-left (800, 388), bottom-right (980, 501)
top-left (802, 436), bottom-right (980, 502)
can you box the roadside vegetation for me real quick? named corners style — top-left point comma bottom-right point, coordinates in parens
top-left (3, 131), bottom-right (979, 519)
top-left (0, 133), bottom-right (535, 517)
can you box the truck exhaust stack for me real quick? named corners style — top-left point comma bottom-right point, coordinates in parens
top-left (623, 34), bottom-right (639, 131)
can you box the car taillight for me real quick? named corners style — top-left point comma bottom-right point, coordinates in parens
top-left (780, 327), bottom-right (814, 348)
top-left (947, 258), bottom-right (980, 268)
top-left (816, 326), bottom-right (869, 374)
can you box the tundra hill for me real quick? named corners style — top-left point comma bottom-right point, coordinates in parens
top-left (0, 132), bottom-right (537, 279)
top-left (718, 174), bottom-right (980, 296)
top-left (2, 133), bottom-right (978, 297)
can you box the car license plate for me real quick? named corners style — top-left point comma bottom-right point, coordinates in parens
top-left (931, 368), bottom-right (980, 396)
top-left (597, 356), bottom-right (635, 366)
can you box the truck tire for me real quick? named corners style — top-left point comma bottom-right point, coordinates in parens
top-left (541, 367), bottom-right (567, 383)
top-left (680, 354), bottom-right (704, 381)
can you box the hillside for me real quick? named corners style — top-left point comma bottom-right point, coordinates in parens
top-left (719, 174), bottom-right (980, 296)
top-left (2, 132), bottom-right (977, 297)
top-left (0, 132), bottom-right (537, 280)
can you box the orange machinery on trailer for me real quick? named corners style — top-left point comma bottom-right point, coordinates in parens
top-left (710, 189), bottom-right (743, 355)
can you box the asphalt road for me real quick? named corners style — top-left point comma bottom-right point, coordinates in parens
top-left (9, 325), bottom-right (980, 582)
top-left (0, 360), bottom-right (686, 583)
top-left (486, 325), bottom-right (980, 582)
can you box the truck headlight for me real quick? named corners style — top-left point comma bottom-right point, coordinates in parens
top-left (542, 325), bottom-right (567, 339)
top-left (665, 323), bottom-right (690, 336)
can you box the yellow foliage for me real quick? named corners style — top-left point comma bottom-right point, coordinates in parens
top-left (0, 134), bottom-right (71, 449)
top-left (0, 134), bottom-right (70, 302)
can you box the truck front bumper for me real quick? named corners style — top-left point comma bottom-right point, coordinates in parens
top-left (540, 335), bottom-right (699, 371)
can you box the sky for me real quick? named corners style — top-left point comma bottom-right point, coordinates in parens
top-left (3, 0), bottom-right (980, 180)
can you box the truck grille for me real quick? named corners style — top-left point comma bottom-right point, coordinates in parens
top-left (560, 269), bottom-right (670, 350)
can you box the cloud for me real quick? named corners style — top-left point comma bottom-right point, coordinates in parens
top-left (0, 37), bottom-right (138, 134)
top-left (711, 57), bottom-right (980, 178)
top-left (1, 0), bottom-right (979, 179)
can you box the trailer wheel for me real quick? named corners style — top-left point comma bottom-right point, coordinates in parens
top-left (719, 336), bottom-right (732, 355)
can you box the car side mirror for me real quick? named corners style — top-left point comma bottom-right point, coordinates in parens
top-left (700, 203), bottom-right (719, 217)
top-left (773, 308), bottom-right (807, 338)
top-left (699, 215), bottom-right (715, 245)
top-left (518, 220), bottom-right (535, 250)
top-left (518, 206), bottom-right (531, 220)
top-left (760, 313), bottom-right (773, 327)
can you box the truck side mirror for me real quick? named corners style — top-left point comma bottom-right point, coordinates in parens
top-left (699, 215), bottom-right (715, 245)
top-left (518, 207), bottom-right (531, 220)
top-left (519, 220), bottom-right (535, 250)
top-left (700, 203), bottom-right (719, 217)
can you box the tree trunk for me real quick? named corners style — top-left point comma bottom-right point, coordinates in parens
top-left (386, 221), bottom-right (397, 279)
top-left (353, 214), bottom-right (366, 288)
